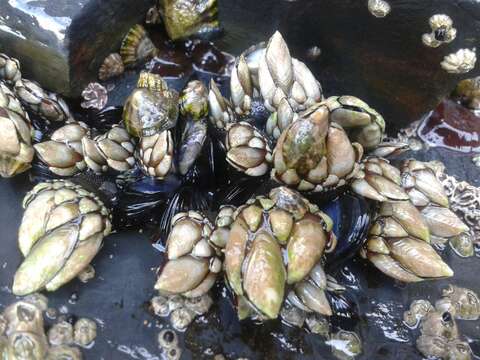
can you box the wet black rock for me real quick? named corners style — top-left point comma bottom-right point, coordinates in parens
top-left (0, 0), bottom-right (153, 97)
top-left (217, 0), bottom-right (480, 130)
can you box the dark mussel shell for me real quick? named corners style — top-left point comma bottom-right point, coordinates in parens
top-left (318, 193), bottom-right (372, 270)
top-left (212, 175), bottom-right (274, 208)
top-left (327, 291), bottom-right (360, 332)
top-left (83, 106), bottom-right (124, 133)
top-left (154, 185), bottom-right (213, 243)
top-left (114, 169), bottom-right (182, 230)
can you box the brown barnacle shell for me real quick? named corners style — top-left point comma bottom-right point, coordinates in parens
top-left (155, 211), bottom-right (220, 299)
top-left (436, 285), bottom-right (480, 321)
top-left (34, 121), bottom-right (89, 176)
top-left (0, 106), bottom-right (34, 178)
top-left (258, 32), bottom-right (322, 112)
top-left (98, 53), bottom-right (125, 81)
top-left (82, 125), bottom-right (136, 173)
top-left (400, 159), bottom-right (449, 207)
top-left (325, 95), bottom-right (386, 150)
top-left (351, 157), bottom-right (409, 202)
top-left (225, 122), bottom-right (272, 177)
top-left (137, 130), bottom-right (174, 179)
top-left (224, 187), bottom-right (336, 320)
top-left (272, 103), bottom-right (362, 193)
top-left (0, 81), bottom-right (27, 117)
top-left (364, 199), bottom-right (455, 282)
top-left (160, 0), bottom-right (220, 41)
top-left (120, 24), bottom-right (158, 67)
top-left (441, 49), bottom-right (477, 75)
top-left (13, 180), bottom-right (112, 295)
top-left (14, 78), bottom-right (72, 123)
top-left (3, 300), bottom-right (49, 359)
top-left (0, 53), bottom-right (21, 85)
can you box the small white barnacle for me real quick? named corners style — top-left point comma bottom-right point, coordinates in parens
top-left (441, 48), bottom-right (477, 74)
top-left (368, 0), bottom-right (391, 18)
top-left (422, 14), bottom-right (457, 48)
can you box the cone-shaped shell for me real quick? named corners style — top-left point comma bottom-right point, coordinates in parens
top-left (154, 256), bottom-right (209, 295)
top-left (13, 225), bottom-right (79, 296)
top-left (389, 237), bottom-right (453, 278)
top-left (379, 201), bottom-right (430, 242)
top-left (0, 107), bottom-right (34, 177)
top-left (367, 252), bottom-right (423, 283)
top-left (120, 25), bottom-right (157, 66)
top-left (243, 232), bottom-right (286, 319)
top-left (287, 219), bottom-right (327, 284)
top-left (13, 181), bottom-right (111, 295)
top-left (401, 160), bottom-right (450, 207)
top-left (225, 218), bottom-right (249, 296)
top-left (421, 206), bottom-right (469, 238)
top-left (223, 187), bottom-right (334, 320)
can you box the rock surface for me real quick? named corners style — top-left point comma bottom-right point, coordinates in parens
top-left (0, 0), bottom-right (153, 97)
top-left (3, 0), bottom-right (480, 130)
top-left (216, 0), bottom-right (480, 130)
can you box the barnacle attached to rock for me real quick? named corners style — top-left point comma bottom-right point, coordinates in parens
top-left (258, 32), bottom-right (322, 112)
top-left (367, 0), bottom-right (391, 18)
top-left (82, 125), bottom-right (136, 173)
top-left (47, 345), bottom-right (82, 360)
top-left (403, 299), bottom-right (434, 328)
top-left (14, 78), bottom-right (72, 123)
top-left (328, 330), bottom-right (362, 360)
top-left (441, 49), bottom-right (477, 74)
top-left (81, 82), bottom-right (108, 110)
top-left (48, 321), bottom-right (73, 346)
top-left (266, 98), bottom-right (298, 140)
top-left (208, 79), bottom-right (235, 129)
top-left (230, 55), bottom-right (255, 116)
top-left (225, 122), bottom-right (272, 176)
top-left (146, 5), bottom-right (162, 25)
top-left (2, 300), bottom-right (49, 359)
top-left (73, 318), bottom-right (97, 346)
top-left (453, 77), bottom-right (480, 110)
top-left (435, 285), bottom-right (480, 321)
top-left (160, 0), bottom-right (220, 41)
top-left (363, 199), bottom-right (454, 282)
top-left (123, 72), bottom-right (179, 137)
top-left (137, 130), bottom-right (174, 179)
top-left (422, 15), bottom-right (457, 48)
top-left (210, 205), bottom-right (236, 249)
top-left (0, 106), bottom-right (34, 178)
top-left (272, 102), bottom-right (363, 192)
top-left (0, 53), bottom-right (21, 85)
top-left (325, 96), bottom-right (386, 150)
top-left (400, 160), bottom-right (469, 245)
top-left (415, 307), bottom-right (473, 360)
top-left (0, 81), bottom-right (27, 117)
top-left (34, 122), bottom-right (89, 176)
top-left (223, 187), bottom-right (337, 320)
top-left (155, 211), bottom-right (221, 299)
top-left (13, 180), bottom-right (112, 295)
top-left (180, 80), bottom-right (209, 120)
top-left (352, 157), bottom-right (409, 202)
top-left (99, 53), bottom-right (125, 81)
top-left (120, 24), bottom-right (158, 67)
